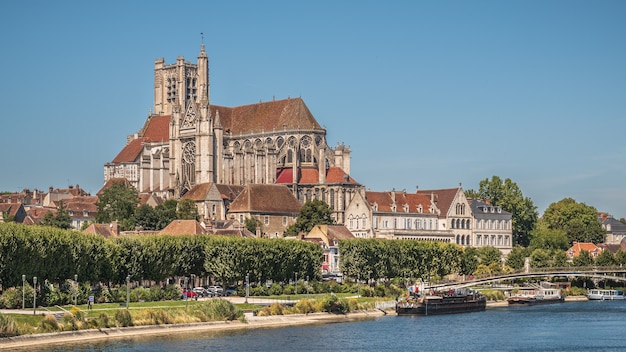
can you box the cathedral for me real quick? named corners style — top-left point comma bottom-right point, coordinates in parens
top-left (104, 44), bottom-right (361, 224)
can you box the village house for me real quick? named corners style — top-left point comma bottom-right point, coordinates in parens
top-left (227, 184), bottom-right (301, 237)
top-left (301, 224), bottom-right (355, 274)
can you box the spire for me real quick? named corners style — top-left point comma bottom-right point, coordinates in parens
top-left (214, 109), bottom-right (222, 129)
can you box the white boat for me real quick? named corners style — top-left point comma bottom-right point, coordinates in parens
top-left (587, 289), bottom-right (626, 300)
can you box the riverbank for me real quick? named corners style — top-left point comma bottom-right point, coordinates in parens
top-left (0, 310), bottom-right (387, 350)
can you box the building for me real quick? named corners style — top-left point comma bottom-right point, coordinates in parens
top-left (469, 199), bottom-right (513, 256)
top-left (599, 212), bottom-right (626, 245)
top-left (301, 224), bottom-right (355, 274)
top-left (227, 184), bottom-right (301, 237)
top-left (344, 188), bottom-right (449, 241)
top-left (567, 242), bottom-right (602, 259)
top-left (104, 45), bottom-right (360, 225)
top-left (179, 183), bottom-right (244, 222)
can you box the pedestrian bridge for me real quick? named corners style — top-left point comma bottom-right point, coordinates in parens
top-left (426, 266), bottom-right (626, 290)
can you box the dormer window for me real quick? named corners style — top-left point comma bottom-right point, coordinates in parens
top-left (417, 205), bottom-right (423, 213)
top-left (69, 210), bottom-right (74, 216)
top-left (83, 210), bottom-right (88, 217)
top-left (373, 203), bottom-right (378, 212)
top-left (403, 204), bottom-right (409, 213)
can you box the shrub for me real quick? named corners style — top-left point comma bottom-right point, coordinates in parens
top-left (134, 309), bottom-right (172, 325)
top-left (149, 286), bottom-right (164, 301)
top-left (61, 313), bottom-right (82, 331)
top-left (283, 284), bottom-right (295, 295)
top-left (192, 299), bottom-right (243, 322)
top-left (163, 284), bottom-right (181, 301)
top-left (319, 294), bottom-right (349, 313)
top-left (40, 314), bottom-right (60, 333)
top-left (251, 285), bottom-right (268, 296)
top-left (0, 286), bottom-right (33, 309)
top-left (293, 299), bottom-right (316, 314)
top-left (130, 286), bottom-right (150, 302)
top-left (268, 283), bottom-right (283, 296)
top-left (0, 313), bottom-right (19, 337)
top-left (94, 313), bottom-right (111, 328)
top-left (115, 309), bottom-right (133, 327)
top-left (70, 306), bottom-right (85, 321)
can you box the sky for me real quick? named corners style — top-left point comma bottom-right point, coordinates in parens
top-left (1, 1), bottom-right (624, 218)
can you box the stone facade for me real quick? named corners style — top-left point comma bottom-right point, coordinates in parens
top-left (104, 45), bottom-right (361, 224)
top-left (469, 199), bottom-right (513, 255)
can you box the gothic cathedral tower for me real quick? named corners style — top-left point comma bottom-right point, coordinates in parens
top-left (153, 44), bottom-right (216, 197)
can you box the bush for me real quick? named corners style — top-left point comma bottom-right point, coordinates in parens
top-left (163, 284), bottom-right (181, 301)
top-left (94, 313), bottom-right (111, 328)
top-left (149, 286), bottom-right (164, 301)
top-left (130, 286), bottom-right (150, 302)
top-left (319, 294), bottom-right (349, 314)
top-left (251, 285), bottom-right (268, 296)
top-left (133, 309), bottom-right (172, 325)
top-left (293, 299), bottom-right (316, 314)
top-left (192, 299), bottom-right (243, 322)
top-left (40, 314), bottom-right (60, 333)
top-left (61, 313), bottom-right (82, 331)
top-left (283, 284), bottom-right (295, 295)
top-left (0, 313), bottom-right (19, 337)
top-left (268, 283), bottom-right (283, 296)
top-left (115, 309), bottom-right (133, 327)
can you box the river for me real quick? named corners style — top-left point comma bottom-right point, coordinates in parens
top-left (13, 300), bottom-right (626, 351)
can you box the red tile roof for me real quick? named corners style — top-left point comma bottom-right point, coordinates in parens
top-left (181, 183), bottom-right (214, 201)
top-left (416, 188), bottom-right (460, 216)
top-left (365, 190), bottom-right (435, 214)
top-left (212, 98), bottom-right (321, 135)
top-left (141, 115), bottom-right (170, 142)
top-left (229, 184), bottom-right (301, 214)
top-left (160, 220), bottom-right (208, 235)
top-left (567, 242), bottom-right (602, 258)
top-left (275, 167), bottom-right (359, 185)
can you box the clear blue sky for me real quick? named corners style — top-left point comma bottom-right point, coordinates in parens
top-left (1, 1), bottom-right (624, 218)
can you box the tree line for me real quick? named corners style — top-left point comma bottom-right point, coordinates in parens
top-left (0, 223), bottom-right (322, 289)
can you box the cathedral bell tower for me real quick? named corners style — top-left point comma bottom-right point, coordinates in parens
top-left (156, 43), bottom-right (214, 197)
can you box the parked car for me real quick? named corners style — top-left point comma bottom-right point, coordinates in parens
top-left (207, 285), bottom-right (224, 296)
top-left (182, 289), bottom-right (198, 299)
top-left (193, 287), bottom-right (212, 297)
top-left (225, 287), bottom-right (237, 296)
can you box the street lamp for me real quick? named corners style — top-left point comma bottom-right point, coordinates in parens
top-left (245, 274), bottom-right (249, 304)
top-left (184, 277), bottom-right (189, 308)
top-left (33, 276), bottom-right (37, 315)
top-left (358, 274), bottom-right (361, 298)
top-left (74, 274), bottom-right (78, 306)
top-left (126, 276), bottom-right (130, 309)
top-left (295, 273), bottom-right (298, 297)
top-left (22, 275), bottom-right (25, 310)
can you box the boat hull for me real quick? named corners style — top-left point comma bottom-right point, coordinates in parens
top-left (507, 296), bottom-right (564, 305)
top-left (396, 296), bottom-right (486, 316)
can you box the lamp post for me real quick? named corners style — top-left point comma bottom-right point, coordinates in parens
top-left (22, 274), bottom-right (25, 310)
top-left (358, 274), bottom-right (361, 298)
top-left (295, 272), bottom-right (298, 297)
top-left (33, 277), bottom-right (37, 315)
top-left (245, 274), bottom-right (249, 304)
top-left (126, 276), bottom-right (130, 309)
top-left (184, 277), bottom-right (189, 308)
top-left (74, 274), bottom-right (78, 306)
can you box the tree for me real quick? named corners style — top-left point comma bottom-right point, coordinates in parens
top-left (285, 199), bottom-right (334, 236)
top-left (466, 176), bottom-right (538, 246)
top-left (476, 246), bottom-right (502, 266)
top-left (244, 217), bottom-right (263, 235)
top-left (177, 199), bottom-right (199, 221)
top-left (595, 250), bottom-right (616, 266)
top-left (540, 198), bottom-right (605, 244)
top-left (134, 204), bottom-right (159, 231)
top-left (572, 249), bottom-right (594, 266)
top-left (529, 224), bottom-right (569, 251)
top-left (40, 203), bottom-right (71, 230)
top-left (459, 247), bottom-right (479, 276)
top-left (95, 182), bottom-right (139, 231)
top-left (506, 246), bottom-right (531, 270)
top-left (155, 199), bottom-right (178, 230)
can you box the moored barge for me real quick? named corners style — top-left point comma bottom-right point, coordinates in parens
top-left (396, 288), bottom-right (486, 315)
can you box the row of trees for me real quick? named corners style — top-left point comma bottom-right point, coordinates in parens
top-left (467, 176), bottom-right (619, 246)
top-left (0, 223), bottom-right (322, 289)
top-left (338, 239), bottom-right (503, 282)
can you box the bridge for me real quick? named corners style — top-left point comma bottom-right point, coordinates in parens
top-left (426, 266), bottom-right (626, 290)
